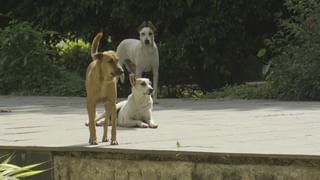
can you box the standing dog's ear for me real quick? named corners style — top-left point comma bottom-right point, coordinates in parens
top-left (137, 21), bottom-right (147, 32)
top-left (147, 21), bottom-right (157, 32)
top-left (129, 74), bottom-right (136, 86)
top-left (93, 53), bottom-right (103, 61)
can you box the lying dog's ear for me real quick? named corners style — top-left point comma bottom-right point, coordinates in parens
top-left (129, 74), bottom-right (136, 86)
top-left (147, 21), bottom-right (157, 32)
top-left (93, 53), bottom-right (103, 61)
top-left (137, 21), bottom-right (147, 32)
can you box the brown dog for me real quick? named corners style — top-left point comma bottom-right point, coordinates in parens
top-left (86, 32), bottom-right (124, 145)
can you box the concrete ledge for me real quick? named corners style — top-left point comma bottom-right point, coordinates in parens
top-left (1, 146), bottom-right (320, 180)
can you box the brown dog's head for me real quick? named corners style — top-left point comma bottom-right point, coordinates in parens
top-left (137, 21), bottom-right (157, 46)
top-left (93, 51), bottom-right (124, 78)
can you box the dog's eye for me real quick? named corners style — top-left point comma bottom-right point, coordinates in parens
top-left (149, 32), bottom-right (152, 36)
top-left (141, 82), bottom-right (146, 86)
top-left (141, 32), bottom-right (145, 36)
top-left (107, 59), bottom-right (115, 64)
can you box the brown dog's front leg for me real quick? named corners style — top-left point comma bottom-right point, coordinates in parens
top-left (110, 103), bottom-right (118, 145)
top-left (87, 102), bottom-right (98, 145)
top-left (102, 102), bottom-right (110, 142)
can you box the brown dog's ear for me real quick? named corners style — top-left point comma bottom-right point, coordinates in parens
top-left (137, 21), bottom-right (147, 32)
top-left (93, 53), bottom-right (103, 60)
top-left (147, 21), bottom-right (157, 32)
top-left (129, 74), bottom-right (136, 86)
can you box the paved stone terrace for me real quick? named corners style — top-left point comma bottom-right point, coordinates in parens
top-left (0, 96), bottom-right (320, 156)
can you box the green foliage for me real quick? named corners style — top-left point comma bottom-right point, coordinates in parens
top-left (206, 83), bottom-right (274, 99)
top-left (2, 0), bottom-right (283, 92)
top-left (55, 39), bottom-right (90, 77)
top-left (48, 70), bottom-right (85, 96)
top-left (269, 0), bottom-right (320, 100)
top-left (0, 154), bottom-right (48, 180)
top-left (0, 21), bottom-right (85, 96)
top-left (159, 84), bottom-right (204, 98)
top-left (0, 21), bottom-right (58, 94)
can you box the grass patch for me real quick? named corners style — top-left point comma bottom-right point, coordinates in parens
top-left (205, 82), bottom-right (274, 99)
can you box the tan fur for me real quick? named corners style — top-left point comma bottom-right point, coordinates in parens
top-left (86, 32), bottom-right (123, 145)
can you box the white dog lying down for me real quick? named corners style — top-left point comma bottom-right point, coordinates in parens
top-left (94, 74), bottom-right (158, 128)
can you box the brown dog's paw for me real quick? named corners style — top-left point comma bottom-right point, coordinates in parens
top-left (89, 139), bottom-right (98, 145)
top-left (110, 140), bottom-right (118, 145)
top-left (102, 137), bottom-right (109, 142)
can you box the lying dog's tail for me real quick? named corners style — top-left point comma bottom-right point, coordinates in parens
top-left (91, 32), bottom-right (103, 59)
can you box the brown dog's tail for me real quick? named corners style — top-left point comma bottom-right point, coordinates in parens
top-left (91, 32), bottom-right (103, 59)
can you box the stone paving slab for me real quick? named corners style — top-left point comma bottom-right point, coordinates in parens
top-left (0, 96), bottom-right (320, 156)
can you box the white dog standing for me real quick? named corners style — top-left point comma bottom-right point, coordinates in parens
top-left (94, 74), bottom-right (158, 128)
top-left (116, 21), bottom-right (159, 103)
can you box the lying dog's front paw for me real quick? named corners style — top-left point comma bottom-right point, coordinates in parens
top-left (140, 123), bottom-right (149, 128)
top-left (111, 140), bottom-right (118, 145)
top-left (149, 123), bottom-right (158, 129)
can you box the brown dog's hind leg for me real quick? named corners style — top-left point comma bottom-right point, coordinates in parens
top-left (87, 102), bottom-right (98, 145)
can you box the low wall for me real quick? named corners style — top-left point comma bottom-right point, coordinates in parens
top-left (1, 147), bottom-right (320, 180)
top-left (53, 149), bottom-right (320, 180)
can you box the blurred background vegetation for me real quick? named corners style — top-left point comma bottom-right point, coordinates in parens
top-left (1, 0), bottom-right (319, 100)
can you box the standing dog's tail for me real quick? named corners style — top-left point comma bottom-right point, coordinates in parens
top-left (91, 32), bottom-right (103, 59)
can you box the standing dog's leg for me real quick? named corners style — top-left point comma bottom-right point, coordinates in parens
top-left (87, 102), bottom-right (98, 145)
top-left (102, 103), bottom-right (110, 142)
top-left (110, 102), bottom-right (118, 145)
top-left (153, 67), bottom-right (159, 104)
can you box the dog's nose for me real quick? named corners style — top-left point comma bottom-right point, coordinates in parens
top-left (145, 39), bottom-right (150, 45)
top-left (149, 88), bottom-right (154, 94)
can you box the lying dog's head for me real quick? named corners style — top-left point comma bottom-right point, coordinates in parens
top-left (93, 51), bottom-right (124, 77)
top-left (138, 21), bottom-right (156, 46)
top-left (129, 74), bottom-right (153, 95)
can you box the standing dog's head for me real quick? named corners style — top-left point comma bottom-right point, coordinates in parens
top-left (137, 21), bottom-right (156, 47)
top-left (91, 33), bottom-right (124, 78)
top-left (129, 74), bottom-right (153, 95)
top-left (93, 51), bottom-right (124, 78)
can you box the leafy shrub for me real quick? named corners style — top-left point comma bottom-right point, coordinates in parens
top-left (206, 82), bottom-right (274, 99)
top-left (48, 69), bottom-right (85, 96)
top-left (3, 0), bottom-right (284, 91)
top-left (269, 0), bottom-right (320, 100)
top-left (0, 21), bottom-right (59, 94)
top-left (0, 21), bottom-right (85, 96)
top-left (55, 38), bottom-right (90, 77)
top-left (158, 84), bottom-right (204, 98)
